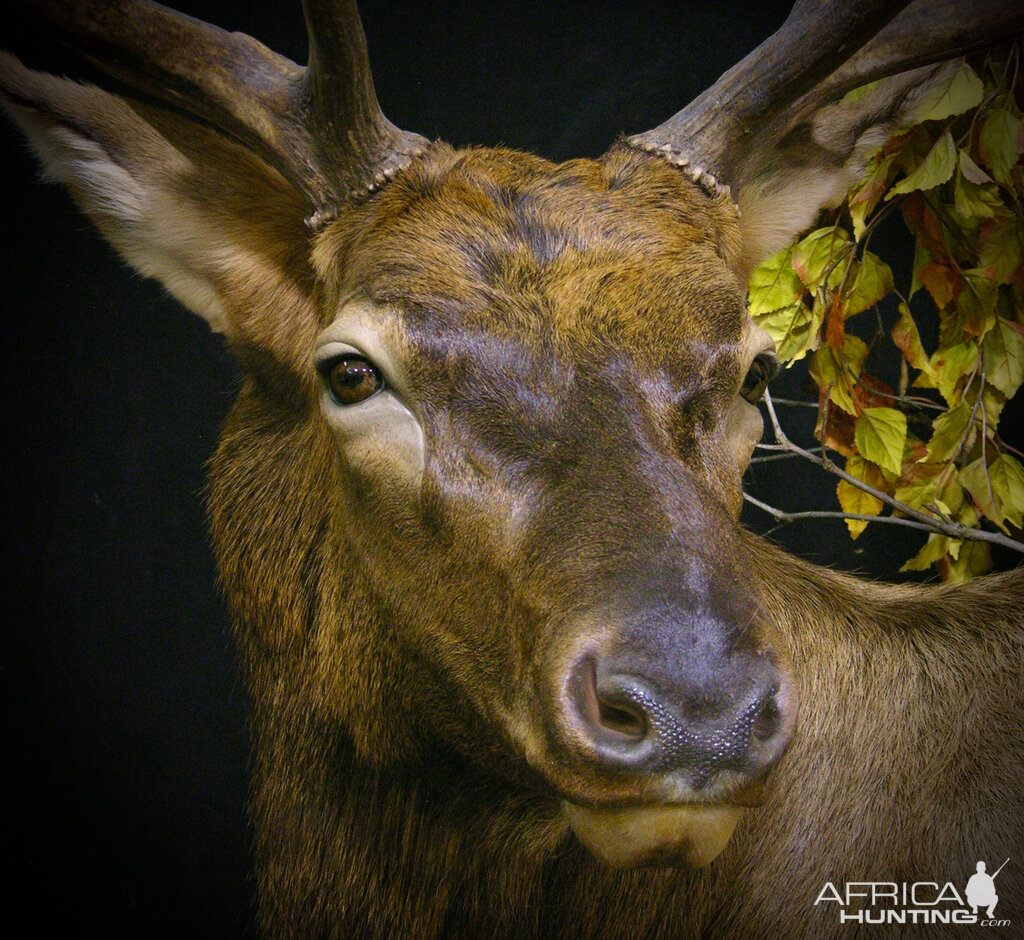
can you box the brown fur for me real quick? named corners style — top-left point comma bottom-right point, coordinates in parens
top-left (199, 146), bottom-right (1021, 938)
top-left (2, 27), bottom-right (1022, 940)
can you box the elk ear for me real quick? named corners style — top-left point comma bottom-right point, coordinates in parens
top-left (1, 53), bottom-right (315, 350)
top-left (730, 63), bottom-right (954, 273)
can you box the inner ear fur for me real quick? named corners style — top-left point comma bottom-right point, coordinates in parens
top-left (1, 53), bottom-right (319, 372)
top-left (732, 61), bottom-right (957, 275)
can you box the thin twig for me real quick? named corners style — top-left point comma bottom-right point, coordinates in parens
top-left (749, 452), bottom-right (802, 464)
top-left (769, 398), bottom-right (820, 409)
top-left (743, 493), bottom-right (967, 537)
top-left (845, 364), bottom-right (945, 412)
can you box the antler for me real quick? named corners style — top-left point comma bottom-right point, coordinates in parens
top-left (627, 0), bottom-right (1024, 197)
top-left (10, 0), bottom-right (428, 226)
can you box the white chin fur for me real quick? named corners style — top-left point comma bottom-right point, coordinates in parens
top-left (563, 802), bottom-right (744, 868)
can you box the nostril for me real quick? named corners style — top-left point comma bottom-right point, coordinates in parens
top-left (570, 657), bottom-right (648, 745)
top-left (597, 697), bottom-right (646, 740)
top-left (751, 688), bottom-right (781, 742)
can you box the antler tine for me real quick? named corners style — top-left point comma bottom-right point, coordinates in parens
top-left (12, 0), bottom-right (428, 226)
top-left (302, 0), bottom-right (429, 213)
top-left (626, 0), bottom-right (913, 195)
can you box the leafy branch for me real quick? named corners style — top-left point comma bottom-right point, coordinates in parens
top-left (748, 390), bottom-right (1024, 554)
top-left (746, 46), bottom-right (1024, 581)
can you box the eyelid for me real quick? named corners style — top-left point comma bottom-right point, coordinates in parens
top-left (314, 341), bottom-right (366, 371)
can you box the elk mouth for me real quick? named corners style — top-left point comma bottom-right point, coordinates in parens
top-left (562, 800), bottom-right (747, 868)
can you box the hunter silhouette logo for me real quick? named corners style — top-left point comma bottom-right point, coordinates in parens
top-left (814, 858), bottom-right (1012, 926)
top-left (965, 859), bottom-right (1008, 919)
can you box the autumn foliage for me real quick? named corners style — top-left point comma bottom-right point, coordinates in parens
top-left (749, 50), bottom-right (1024, 581)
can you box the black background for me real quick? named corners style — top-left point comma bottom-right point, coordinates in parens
top-left (1, 2), bottom-right (1017, 936)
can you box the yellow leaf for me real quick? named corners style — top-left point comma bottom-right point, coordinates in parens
top-left (922, 403), bottom-right (975, 464)
top-left (888, 132), bottom-right (956, 198)
top-left (892, 302), bottom-right (933, 376)
top-left (748, 245), bottom-right (805, 313)
top-left (753, 301), bottom-right (816, 364)
top-left (980, 108), bottom-right (1023, 187)
top-left (836, 454), bottom-right (886, 539)
top-left (913, 62), bottom-right (984, 123)
top-left (791, 228), bottom-right (851, 291)
top-left (982, 315), bottom-right (1024, 398)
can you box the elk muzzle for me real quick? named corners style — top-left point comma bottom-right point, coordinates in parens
top-left (546, 584), bottom-right (795, 865)
top-left (522, 450), bottom-right (796, 867)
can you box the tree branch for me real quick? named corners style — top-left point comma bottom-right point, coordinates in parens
top-left (756, 389), bottom-right (1024, 554)
top-left (743, 492), bottom-right (966, 536)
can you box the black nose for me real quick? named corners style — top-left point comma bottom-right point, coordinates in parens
top-left (566, 652), bottom-right (787, 788)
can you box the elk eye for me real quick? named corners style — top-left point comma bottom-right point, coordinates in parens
top-left (321, 354), bottom-right (384, 405)
top-left (740, 352), bottom-right (779, 404)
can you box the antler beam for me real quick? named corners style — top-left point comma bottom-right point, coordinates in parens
top-left (11, 0), bottom-right (428, 225)
top-left (628, 0), bottom-right (1024, 196)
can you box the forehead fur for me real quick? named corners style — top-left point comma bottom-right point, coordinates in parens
top-left (313, 145), bottom-right (748, 369)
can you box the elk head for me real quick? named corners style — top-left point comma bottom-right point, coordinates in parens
top-left (2, 0), bottom-right (1019, 869)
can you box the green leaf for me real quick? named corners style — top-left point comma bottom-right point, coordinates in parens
top-left (748, 246), bottom-right (805, 313)
top-left (841, 80), bottom-right (882, 105)
top-left (849, 149), bottom-right (897, 241)
top-left (982, 314), bottom-right (1024, 397)
top-left (921, 402), bottom-right (975, 464)
top-left (941, 540), bottom-right (992, 584)
top-left (888, 131), bottom-right (956, 198)
top-left (960, 456), bottom-right (1004, 525)
top-left (855, 407), bottom-right (907, 476)
top-left (935, 474), bottom-right (966, 518)
top-left (894, 463), bottom-right (946, 512)
top-left (929, 341), bottom-right (979, 404)
top-left (982, 382), bottom-right (1007, 427)
top-left (809, 335), bottom-right (868, 415)
top-left (952, 171), bottom-right (1001, 221)
top-left (754, 301), bottom-right (817, 363)
top-left (913, 62), bottom-right (984, 122)
top-left (979, 109), bottom-right (1023, 187)
top-left (901, 533), bottom-right (957, 572)
top-left (989, 454), bottom-right (1024, 529)
top-left (791, 228), bottom-right (851, 291)
top-left (978, 219), bottom-right (1024, 284)
top-left (955, 273), bottom-right (998, 339)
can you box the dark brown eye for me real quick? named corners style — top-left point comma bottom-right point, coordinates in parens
top-left (740, 352), bottom-right (779, 404)
top-left (323, 355), bottom-right (384, 405)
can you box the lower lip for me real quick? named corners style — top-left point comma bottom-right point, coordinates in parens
top-left (562, 801), bottom-right (745, 868)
